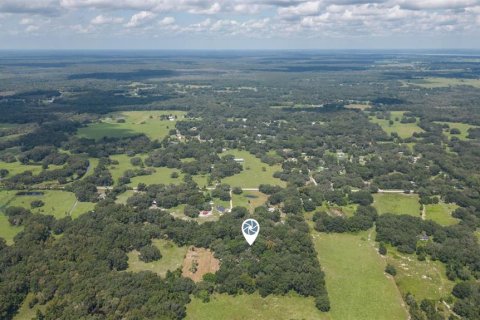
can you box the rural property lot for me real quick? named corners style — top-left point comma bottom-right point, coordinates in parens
top-left (369, 111), bottom-right (424, 139)
top-left (312, 231), bottom-right (408, 320)
top-left (182, 246), bottom-right (220, 282)
top-left (373, 193), bottom-right (421, 217)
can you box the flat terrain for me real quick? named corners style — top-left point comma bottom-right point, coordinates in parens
top-left (369, 111), bottom-right (424, 139)
top-left (127, 239), bottom-right (188, 277)
top-left (403, 77), bottom-right (480, 89)
top-left (385, 247), bottom-right (454, 301)
top-left (232, 191), bottom-right (268, 212)
top-left (434, 121), bottom-right (478, 141)
top-left (312, 231), bottom-right (408, 320)
top-left (0, 190), bottom-right (94, 220)
top-left (182, 246), bottom-right (220, 282)
top-left (186, 293), bottom-right (330, 320)
top-left (13, 293), bottom-right (47, 320)
top-left (373, 193), bottom-right (421, 217)
top-left (220, 150), bottom-right (285, 188)
top-left (77, 111), bottom-right (186, 141)
top-left (0, 161), bottom-right (63, 178)
top-left (0, 213), bottom-right (23, 245)
top-left (425, 202), bottom-right (459, 226)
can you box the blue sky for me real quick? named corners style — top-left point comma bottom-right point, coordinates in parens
top-left (0, 0), bottom-right (479, 49)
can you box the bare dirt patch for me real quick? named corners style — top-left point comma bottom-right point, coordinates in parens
top-left (182, 246), bottom-right (220, 282)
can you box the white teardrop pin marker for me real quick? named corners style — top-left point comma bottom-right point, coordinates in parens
top-left (242, 218), bottom-right (260, 246)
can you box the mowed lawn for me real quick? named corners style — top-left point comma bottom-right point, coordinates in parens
top-left (386, 247), bottom-right (454, 301)
top-left (186, 293), bottom-right (330, 320)
top-left (425, 202), bottom-right (459, 226)
top-left (77, 110), bottom-right (186, 141)
top-left (312, 231), bottom-right (408, 320)
top-left (232, 191), bottom-right (268, 212)
top-left (373, 193), bottom-right (421, 217)
top-left (127, 239), bottom-right (187, 277)
top-left (220, 150), bottom-right (285, 188)
top-left (369, 111), bottom-right (424, 139)
top-left (435, 122), bottom-right (478, 141)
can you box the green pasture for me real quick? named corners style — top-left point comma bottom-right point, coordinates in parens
top-left (232, 191), bottom-right (268, 212)
top-left (425, 202), bottom-right (459, 226)
top-left (373, 193), bottom-right (421, 217)
top-left (369, 111), bottom-right (424, 139)
top-left (220, 150), bottom-right (285, 188)
top-left (127, 239), bottom-right (187, 277)
top-left (186, 292), bottom-right (329, 320)
top-left (312, 231), bottom-right (408, 320)
top-left (386, 246), bottom-right (454, 301)
top-left (77, 110), bottom-right (186, 141)
top-left (403, 77), bottom-right (480, 89)
top-left (434, 121), bottom-right (478, 141)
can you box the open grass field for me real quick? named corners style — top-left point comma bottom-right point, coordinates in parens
top-left (0, 213), bottom-right (23, 245)
top-left (373, 193), bottom-right (421, 217)
top-left (312, 231), bottom-right (408, 320)
top-left (232, 191), bottom-right (268, 212)
top-left (108, 154), bottom-right (208, 188)
top-left (220, 150), bottom-right (285, 188)
top-left (0, 161), bottom-right (62, 178)
top-left (425, 202), bottom-right (459, 226)
top-left (369, 111), bottom-right (424, 139)
top-left (0, 190), bottom-right (94, 220)
top-left (115, 190), bottom-right (136, 204)
top-left (13, 293), bottom-right (47, 320)
top-left (186, 292), bottom-right (330, 320)
top-left (127, 239), bottom-right (188, 277)
top-left (77, 110), bottom-right (186, 141)
top-left (403, 77), bottom-right (480, 89)
top-left (434, 121), bottom-right (478, 141)
top-left (385, 246), bottom-right (454, 301)
top-left (182, 246), bottom-right (220, 282)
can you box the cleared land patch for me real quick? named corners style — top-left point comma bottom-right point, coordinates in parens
top-left (425, 202), bottom-right (459, 226)
top-left (369, 111), bottom-right (424, 139)
top-left (434, 121), bottom-right (479, 141)
top-left (186, 293), bottom-right (330, 320)
top-left (77, 110), bottom-right (186, 141)
top-left (385, 247), bottom-right (454, 302)
top-left (220, 149), bottom-right (285, 188)
top-left (127, 239), bottom-right (187, 277)
top-left (403, 77), bottom-right (480, 89)
top-left (232, 191), bottom-right (268, 212)
top-left (0, 190), bottom-right (94, 220)
top-left (312, 231), bottom-right (408, 320)
top-left (182, 246), bottom-right (220, 282)
top-left (373, 193), bottom-right (421, 217)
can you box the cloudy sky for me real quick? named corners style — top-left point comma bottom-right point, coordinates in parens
top-left (0, 0), bottom-right (479, 49)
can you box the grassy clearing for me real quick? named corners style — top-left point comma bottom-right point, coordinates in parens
top-left (404, 77), bottom-right (480, 89)
top-left (369, 111), bottom-right (424, 139)
top-left (0, 190), bottom-right (93, 220)
top-left (312, 231), bottom-right (408, 320)
top-left (315, 202), bottom-right (358, 218)
top-left (220, 150), bottom-right (285, 188)
top-left (385, 247), bottom-right (454, 301)
top-left (232, 191), bottom-right (268, 212)
top-left (0, 213), bottom-right (23, 245)
top-left (115, 190), bottom-right (136, 204)
top-left (77, 111), bottom-right (186, 141)
top-left (425, 202), bottom-right (459, 226)
top-left (13, 293), bottom-right (47, 320)
top-left (127, 239), bottom-right (187, 277)
top-left (186, 292), bottom-right (329, 320)
top-left (434, 122), bottom-right (478, 141)
top-left (373, 193), bottom-right (421, 217)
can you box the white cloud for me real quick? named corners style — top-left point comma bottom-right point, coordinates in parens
top-left (25, 25), bottom-right (40, 32)
top-left (91, 14), bottom-right (124, 25)
top-left (397, 0), bottom-right (478, 10)
top-left (278, 1), bottom-right (323, 19)
top-left (20, 18), bottom-right (34, 25)
top-left (189, 2), bottom-right (222, 14)
top-left (158, 16), bottom-right (175, 26)
top-left (126, 11), bottom-right (156, 28)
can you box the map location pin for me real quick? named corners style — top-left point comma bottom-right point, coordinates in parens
top-left (242, 218), bottom-right (260, 246)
